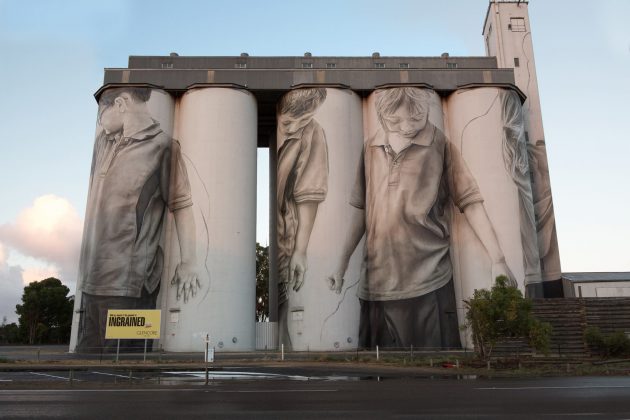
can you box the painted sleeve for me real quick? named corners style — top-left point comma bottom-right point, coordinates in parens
top-left (445, 139), bottom-right (484, 212)
top-left (162, 138), bottom-right (193, 211)
top-left (292, 121), bottom-right (329, 203)
top-left (349, 146), bottom-right (366, 209)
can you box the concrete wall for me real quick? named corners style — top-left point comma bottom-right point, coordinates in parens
top-left (163, 88), bottom-right (257, 352)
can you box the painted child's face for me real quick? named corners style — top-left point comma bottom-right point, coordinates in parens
top-left (382, 103), bottom-right (428, 139)
top-left (97, 101), bottom-right (124, 135)
top-left (278, 111), bottom-right (316, 138)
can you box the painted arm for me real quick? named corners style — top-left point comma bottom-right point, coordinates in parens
top-left (327, 207), bottom-right (365, 294)
top-left (171, 206), bottom-right (201, 302)
top-left (462, 202), bottom-right (516, 287)
top-left (289, 201), bottom-right (319, 292)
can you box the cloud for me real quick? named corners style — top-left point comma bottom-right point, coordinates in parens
top-left (0, 195), bottom-right (83, 285)
top-left (21, 266), bottom-right (61, 286)
top-left (0, 244), bottom-right (24, 323)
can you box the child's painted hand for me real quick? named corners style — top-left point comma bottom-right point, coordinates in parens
top-left (326, 272), bottom-right (344, 294)
top-left (289, 252), bottom-right (307, 292)
top-left (171, 261), bottom-right (203, 303)
top-left (491, 260), bottom-right (517, 288)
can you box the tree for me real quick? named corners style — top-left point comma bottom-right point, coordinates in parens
top-left (0, 316), bottom-right (20, 344)
top-left (256, 243), bottom-right (270, 321)
top-left (15, 277), bottom-right (74, 344)
top-left (464, 276), bottom-right (552, 359)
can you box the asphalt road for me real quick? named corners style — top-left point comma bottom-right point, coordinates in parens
top-left (1, 375), bottom-right (630, 419)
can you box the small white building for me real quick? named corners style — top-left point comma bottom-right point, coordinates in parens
top-left (562, 272), bottom-right (630, 298)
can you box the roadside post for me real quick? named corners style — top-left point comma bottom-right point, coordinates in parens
top-left (204, 334), bottom-right (214, 385)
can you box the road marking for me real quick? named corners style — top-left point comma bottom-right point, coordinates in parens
top-left (0, 389), bottom-right (337, 394)
top-left (0, 389), bottom-right (204, 393)
top-left (477, 385), bottom-right (630, 390)
top-left (90, 371), bottom-right (141, 380)
top-left (216, 389), bottom-right (337, 393)
top-left (165, 371), bottom-right (310, 380)
top-left (28, 372), bottom-right (80, 381)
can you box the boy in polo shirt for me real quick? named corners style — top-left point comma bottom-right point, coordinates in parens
top-left (328, 87), bottom-right (514, 349)
top-left (76, 87), bottom-right (201, 353)
top-left (276, 88), bottom-right (328, 348)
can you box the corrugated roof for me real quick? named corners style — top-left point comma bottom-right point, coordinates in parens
top-left (562, 272), bottom-right (630, 282)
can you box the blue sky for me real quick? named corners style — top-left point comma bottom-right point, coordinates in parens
top-left (0, 0), bottom-right (628, 321)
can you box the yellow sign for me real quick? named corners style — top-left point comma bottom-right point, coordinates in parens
top-left (105, 309), bottom-right (161, 339)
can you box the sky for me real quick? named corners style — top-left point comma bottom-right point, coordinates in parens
top-left (0, 0), bottom-right (629, 323)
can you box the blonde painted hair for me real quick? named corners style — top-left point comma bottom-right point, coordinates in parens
top-left (278, 88), bottom-right (327, 117)
top-left (375, 87), bottom-right (430, 128)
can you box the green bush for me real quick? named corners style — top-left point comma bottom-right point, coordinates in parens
top-left (586, 326), bottom-right (630, 357)
top-left (464, 276), bottom-right (552, 359)
top-left (584, 326), bottom-right (605, 349)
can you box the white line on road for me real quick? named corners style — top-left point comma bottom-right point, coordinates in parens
top-left (28, 372), bottom-right (81, 381)
top-left (216, 389), bottom-right (337, 393)
top-left (90, 371), bottom-right (141, 380)
top-left (0, 389), bottom-right (205, 393)
top-left (0, 388), bottom-right (336, 394)
top-left (477, 385), bottom-right (630, 390)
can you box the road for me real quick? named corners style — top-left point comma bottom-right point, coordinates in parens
top-left (1, 375), bottom-right (630, 419)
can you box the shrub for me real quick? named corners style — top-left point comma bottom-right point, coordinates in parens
top-left (464, 276), bottom-right (552, 359)
top-left (585, 326), bottom-right (630, 358)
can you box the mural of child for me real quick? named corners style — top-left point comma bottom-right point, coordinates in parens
top-left (328, 87), bottom-right (514, 349)
top-left (76, 87), bottom-right (202, 353)
top-left (276, 88), bottom-right (328, 349)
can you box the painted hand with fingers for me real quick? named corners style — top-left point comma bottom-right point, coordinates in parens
top-left (327, 260), bottom-right (348, 295)
top-left (491, 259), bottom-right (517, 288)
top-left (171, 261), bottom-right (203, 303)
top-left (289, 251), bottom-right (307, 291)
top-left (326, 271), bottom-right (345, 294)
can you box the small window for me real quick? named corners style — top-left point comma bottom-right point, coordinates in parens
top-left (235, 62), bottom-right (247, 69)
top-left (399, 63), bottom-right (410, 69)
top-left (446, 62), bottom-right (458, 69)
top-left (514, 57), bottom-right (520, 67)
top-left (510, 17), bottom-right (526, 32)
top-left (302, 62), bottom-right (313, 69)
top-left (326, 63), bottom-right (336, 69)
top-left (161, 63), bottom-right (173, 69)
top-left (374, 62), bottom-right (385, 68)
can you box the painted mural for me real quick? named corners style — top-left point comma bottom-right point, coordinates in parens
top-left (72, 85), bottom-right (555, 353)
top-left (75, 87), bottom-right (203, 353)
top-left (500, 90), bottom-right (542, 286)
top-left (276, 88), bottom-right (329, 349)
top-left (321, 87), bottom-right (515, 349)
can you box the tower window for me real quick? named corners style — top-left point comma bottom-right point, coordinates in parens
top-left (374, 62), bottom-right (385, 68)
top-left (302, 62), bottom-right (313, 69)
top-left (326, 63), bottom-right (336, 69)
top-left (510, 17), bottom-right (526, 32)
top-left (446, 62), bottom-right (458, 69)
top-left (235, 62), bottom-right (247, 69)
top-left (399, 63), bottom-right (410, 69)
top-left (514, 57), bottom-right (520, 67)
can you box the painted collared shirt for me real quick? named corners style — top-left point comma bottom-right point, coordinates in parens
top-left (79, 120), bottom-right (192, 298)
top-left (276, 119), bottom-right (328, 302)
top-left (350, 123), bottom-right (483, 301)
